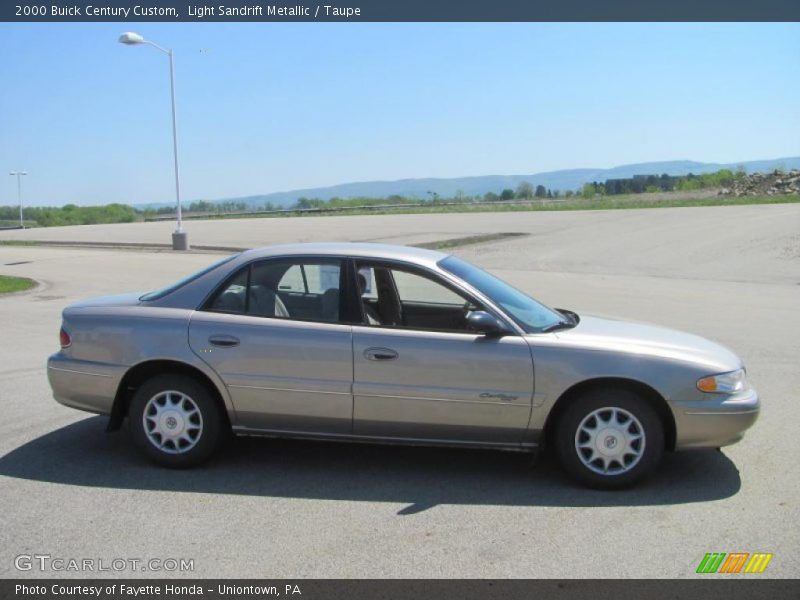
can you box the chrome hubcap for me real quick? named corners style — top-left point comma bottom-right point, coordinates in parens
top-left (143, 391), bottom-right (203, 454)
top-left (575, 406), bottom-right (645, 475)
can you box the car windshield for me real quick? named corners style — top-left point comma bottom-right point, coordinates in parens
top-left (139, 254), bottom-right (240, 301)
top-left (439, 256), bottom-right (567, 333)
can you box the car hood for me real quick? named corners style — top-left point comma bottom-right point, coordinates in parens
top-left (547, 313), bottom-right (742, 372)
top-left (65, 292), bottom-right (145, 310)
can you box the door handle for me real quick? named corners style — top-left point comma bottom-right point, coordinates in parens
top-left (364, 347), bottom-right (398, 361)
top-left (209, 335), bottom-right (240, 348)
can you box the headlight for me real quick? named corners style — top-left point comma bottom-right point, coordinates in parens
top-left (697, 368), bottom-right (747, 394)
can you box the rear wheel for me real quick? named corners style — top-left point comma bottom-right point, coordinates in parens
top-left (130, 374), bottom-right (223, 468)
top-left (555, 387), bottom-right (664, 489)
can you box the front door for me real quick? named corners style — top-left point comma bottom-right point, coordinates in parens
top-left (189, 257), bottom-right (354, 434)
top-left (351, 262), bottom-right (534, 444)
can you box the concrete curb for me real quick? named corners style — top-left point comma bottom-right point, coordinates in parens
top-left (0, 240), bottom-right (245, 253)
top-left (0, 232), bottom-right (528, 255)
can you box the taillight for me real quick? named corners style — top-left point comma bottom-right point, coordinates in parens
top-left (59, 327), bottom-right (72, 348)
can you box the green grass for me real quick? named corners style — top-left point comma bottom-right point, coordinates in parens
top-left (0, 275), bottom-right (36, 294)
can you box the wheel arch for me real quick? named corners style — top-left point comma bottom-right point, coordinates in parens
top-left (108, 359), bottom-right (232, 432)
top-left (542, 377), bottom-right (676, 452)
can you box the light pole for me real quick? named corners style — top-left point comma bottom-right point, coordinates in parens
top-left (9, 171), bottom-right (27, 228)
top-left (118, 32), bottom-right (188, 250)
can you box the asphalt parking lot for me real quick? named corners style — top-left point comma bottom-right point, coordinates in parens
top-left (0, 204), bottom-right (798, 578)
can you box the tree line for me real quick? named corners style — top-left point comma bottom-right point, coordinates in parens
top-left (292, 182), bottom-right (569, 211)
top-left (0, 203), bottom-right (138, 227)
top-left (0, 168), bottom-right (747, 228)
top-left (137, 199), bottom-right (279, 217)
top-left (580, 168), bottom-right (743, 198)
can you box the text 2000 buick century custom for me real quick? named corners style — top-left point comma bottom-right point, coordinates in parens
top-left (48, 243), bottom-right (759, 488)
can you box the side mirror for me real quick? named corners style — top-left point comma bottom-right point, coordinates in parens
top-left (466, 311), bottom-right (508, 337)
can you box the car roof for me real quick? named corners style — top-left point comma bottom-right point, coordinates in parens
top-left (239, 242), bottom-right (450, 267)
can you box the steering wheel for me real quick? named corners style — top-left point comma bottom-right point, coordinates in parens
top-left (462, 302), bottom-right (482, 330)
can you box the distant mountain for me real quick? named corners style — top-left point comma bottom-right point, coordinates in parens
top-left (136, 156), bottom-right (800, 210)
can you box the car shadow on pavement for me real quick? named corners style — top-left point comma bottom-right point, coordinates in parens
top-left (0, 416), bottom-right (742, 514)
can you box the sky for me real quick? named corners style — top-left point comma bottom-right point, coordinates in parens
top-left (1, 22), bottom-right (799, 207)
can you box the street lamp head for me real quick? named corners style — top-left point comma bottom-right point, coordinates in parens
top-left (119, 32), bottom-right (145, 45)
top-left (9, 171), bottom-right (27, 176)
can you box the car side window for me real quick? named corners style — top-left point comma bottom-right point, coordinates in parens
top-left (206, 259), bottom-right (343, 324)
top-left (356, 263), bottom-right (479, 332)
top-left (277, 265), bottom-right (305, 292)
top-left (392, 270), bottom-right (467, 306)
top-left (206, 266), bottom-right (249, 314)
top-left (357, 267), bottom-right (377, 299)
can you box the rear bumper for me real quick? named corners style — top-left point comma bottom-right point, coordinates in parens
top-left (47, 353), bottom-right (124, 415)
top-left (673, 387), bottom-right (760, 449)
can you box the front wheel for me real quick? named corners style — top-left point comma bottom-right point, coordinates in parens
top-left (129, 374), bottom-right (224, 468)
top-left (554, 388), bottom-right (664, 489)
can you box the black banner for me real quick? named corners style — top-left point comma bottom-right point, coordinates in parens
top-left (3, 580), bottom-right (800, 600)
top-left (2, 0), bottom-right (800, 22)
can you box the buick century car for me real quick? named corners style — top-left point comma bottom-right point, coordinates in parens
top-left (48, 243), bottom-right (759, 488)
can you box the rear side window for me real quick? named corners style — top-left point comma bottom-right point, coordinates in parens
top-left (205, 258), bottom-right (344, 323)
top-left (277, 265), bottom-right (305, 292)
top-left (276, 264), bottom-right (340, 295)
top-left (357, 267), bottom-right (377, 299)
top-left (206, 267), bottom-right (248, 314)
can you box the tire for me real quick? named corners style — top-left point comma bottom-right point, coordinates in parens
top-left (129, 374), bottom-right (224, 468)
top-left (554, 387), bottom-right (664, 489)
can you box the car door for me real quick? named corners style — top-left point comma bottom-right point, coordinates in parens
top-left (351, 261), bottom-right (534, 444)
top-left (189, 256), bottom-right (354, 434)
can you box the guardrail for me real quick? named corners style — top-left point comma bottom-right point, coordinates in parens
top-left (142, 198), bottom-right (568, 222)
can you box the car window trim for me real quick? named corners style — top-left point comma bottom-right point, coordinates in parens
top-left (341, 258), bottom-right (364, 324)
top-left (244, 264), bottom-right (252, 314)
top-left (350, 257), bottom-right (520, 336)
top-left (197, 253), bottom-right (525, 335)
top-left (200, 255), bottom-right (354, 325)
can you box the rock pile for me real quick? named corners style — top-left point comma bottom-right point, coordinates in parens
top-left (719, 169), bottom-right (800, 196)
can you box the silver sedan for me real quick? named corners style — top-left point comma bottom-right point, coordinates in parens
top-left (47, 243), bottom-right (759, 488)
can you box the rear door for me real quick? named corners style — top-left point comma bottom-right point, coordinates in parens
top-left (189, 257), bottom-right (354, 434)
top-left (351, 262), bottom-right (534, 444)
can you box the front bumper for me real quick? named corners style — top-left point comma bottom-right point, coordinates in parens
top-left (672, 387), bottom-right (760, 449)
top-left (47, 353), bottom-right (124, 415)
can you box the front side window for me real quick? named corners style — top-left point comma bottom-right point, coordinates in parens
top-left (392, 269), bottom-right (467, 305)
top-left (206, 258), bottom-right (343, 323)
top-left (439, 255), bottom-right (564, 333)
top-left (355, 262), bottom-right (479, 332)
